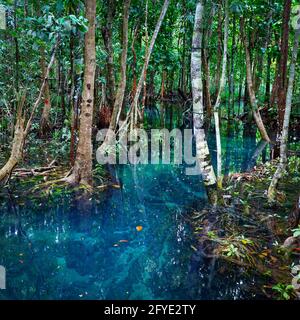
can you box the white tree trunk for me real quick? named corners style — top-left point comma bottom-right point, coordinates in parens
top-left (191, 1), bottom-right (216, 188)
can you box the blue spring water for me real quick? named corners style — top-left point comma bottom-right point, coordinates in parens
top-left (0, 129), bottom-right (268, 300)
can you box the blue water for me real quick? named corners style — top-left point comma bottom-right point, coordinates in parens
top-left (0, 127), bottom-right (269, 300)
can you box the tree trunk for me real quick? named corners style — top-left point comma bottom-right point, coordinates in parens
top-left (67, 0), bottom-right (96, 187)
top-left (0, 96), bottom-right (26, 182)
top-left (214, 8), bottom-right (223, 101)
top-left (180, 1), bottom-right (187, 94)
top-left (191, 1), bottom-right (216, 190)
top-left (268, 29), bottom-right (300, 201)
top-left (39, 46), bottom-right (52, 137)
top-left (277, 0), bottom-right (292, 128)
top-left (131, 23), bottom-right (139, 101)
top-left (213, 0), bottom-right (229, 188)
top-left (102, 0), bottom-right (116, 109)
top-left (229, 12), bottom-right (236, 118)
top-left (69, 31), bottom-right (77, 166)
top-left (265, 53), bottom-right (271, 107)
top-left (240, 17), bottom-right (271, 142)
top-left (141, 0), bottom-right (149, 123)
top-left (202, 5), bottom-right (214, 120)
top-left (131, 0), bottom-right (170, 128)
top-left (14, 0), bottom-right (20, 92)
top-left (0, 42), bottom-right (58, 183)
top-left (108, 0), bottom-right (130, 132)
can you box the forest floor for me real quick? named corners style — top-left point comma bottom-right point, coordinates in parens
top-left (190, 156), bottom-right (300, 300)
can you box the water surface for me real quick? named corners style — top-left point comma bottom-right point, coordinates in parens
top-left (0, 126), bottom-right (271, 300)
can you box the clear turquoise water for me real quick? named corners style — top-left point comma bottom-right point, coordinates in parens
top-left (0, 126), bottom-right (269, 300)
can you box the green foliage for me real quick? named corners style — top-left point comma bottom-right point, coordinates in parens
top-left (272, 283), bottom-right (295, 300)
top-left (292, 226), bottom-right (300, 238)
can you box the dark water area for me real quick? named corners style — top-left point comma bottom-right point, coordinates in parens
top-left (0, 119), bottom-right (276, 300)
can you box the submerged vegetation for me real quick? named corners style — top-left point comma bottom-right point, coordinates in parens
top-left (0, 0), bottom-right (300, 300)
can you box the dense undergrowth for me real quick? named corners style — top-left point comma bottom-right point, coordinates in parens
top-left (191, 156), bottom-right (300, 300)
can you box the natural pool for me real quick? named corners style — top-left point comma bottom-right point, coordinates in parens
top-left (0, 126), bottom-right (272, 300)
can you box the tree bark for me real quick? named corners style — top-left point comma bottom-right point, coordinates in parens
top-left (213, 0), bottom-right (229, 188)
top-left (102, 0), bottom-right (116, 109)
top-left (277, 0), bottom-right (292, 128)
top-left (265, 53), bottom-right (271, 107)
top-left (108, 0), bottom-right (131, 132)
top-left (229, 12), bottom-right (237, 118)
top-left (268, 29), bottom-right (300, 201)
top-left (131, 0), bottom-right (170, 128)
top-left (240, 17), bottom-right (271, 142)
top-left (214, 8), bottom-right (223, 101)
top-left (39, 47), bottom-right (52, 138)
top-left (0, 42), bottom-right (58, 183)
top-left (0, 96), bottom-right (26, 182)
top-left (202, 4), bottom-right (214, 120)
top-left (191, 1), bottom-right (216, 189)
top-left (67, 0), bottom-right (96, 187)
top-left (131, 23), bottom-right (139, 101)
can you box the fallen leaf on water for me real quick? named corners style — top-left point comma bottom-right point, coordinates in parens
top-left (136, 226), bottom-right (143, 232)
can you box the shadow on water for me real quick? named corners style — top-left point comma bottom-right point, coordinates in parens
top-left (0, 106), bottom-right (273, 300)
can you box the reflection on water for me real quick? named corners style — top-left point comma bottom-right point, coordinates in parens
top-left (0, 124), bottom-right (270, 300)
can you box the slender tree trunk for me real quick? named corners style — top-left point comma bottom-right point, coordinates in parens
top-left (241, 17), bottom-right (271, 142)
top-left (0, 96), bottom-right (25, 182)
top-left (0, 42), bottom-right (58, 182)
top-left (141, 0), bottom-right (149, 123)
top-left (14, 0), bottom-right (19, 92)
top-left (102, 0), bottom-right (116, 109)
top-left (191, 1), bottom-right (216, 190)
top-left (161, 70), bottom-right (166, 100)
top-left (67, 0), bottom-right (96, 187)
top-left (108, 0), bottom-right (130, 132)
top-left (277, 0), bottom-right (292, 128)
top-left (214, 8), bottom-right (223, 101)
top-left (39, 47), bottom-right (52, 137)
top-left (131, 0), bottom-right (170, 128)
top-left (180, 1), bottom-right (187, 94)
top-left (69, 31), bottom-right (77, 166)
top-left (268, 29), bottom-right (300, 201)
top-left (229, 12), bottom-right (236, 118)
top-left (254, 11), bottom-right (272, 97)
top-left (213, 0), bottom-right (229, 188)
top-left (265, 53), bottom-right (271, 107)
top-left (131, 23), bottom-right (139, 101)
top-left (36, 3), bottom-right (52, 138)
top-left (202, 5), bottom-right (214, 120)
